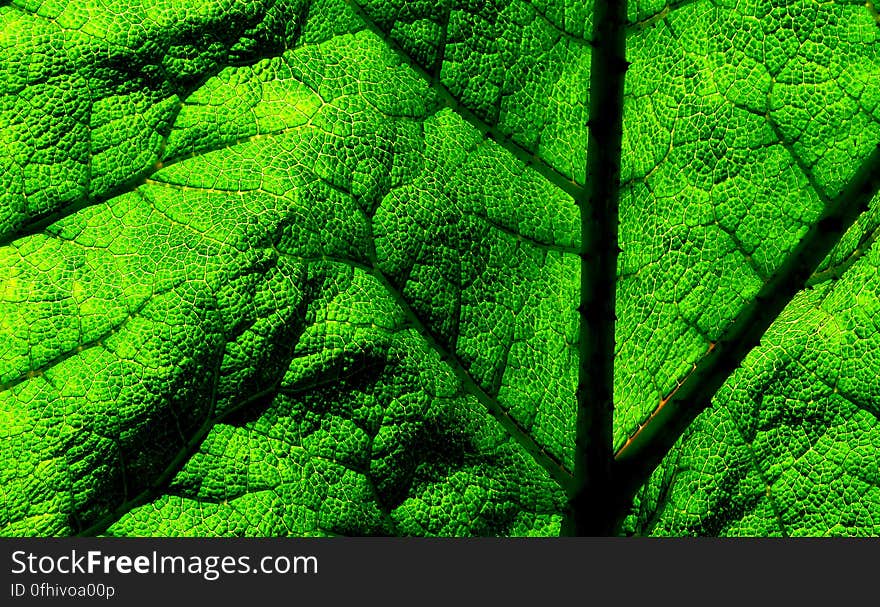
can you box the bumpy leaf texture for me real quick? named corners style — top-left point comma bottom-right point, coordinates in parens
top-left (0, 0), bottom-right (878, 536)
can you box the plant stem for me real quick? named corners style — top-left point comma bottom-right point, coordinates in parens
top-left (563, 0), bottom-right (629, 536)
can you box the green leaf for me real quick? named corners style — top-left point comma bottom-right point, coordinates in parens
top-left (0, 0), bottom-right (878, 536)
top-left (625, 197), bottom-right (880, 535)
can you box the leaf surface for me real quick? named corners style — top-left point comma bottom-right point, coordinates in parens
top-left (1, 0), bottom-right (878, 536)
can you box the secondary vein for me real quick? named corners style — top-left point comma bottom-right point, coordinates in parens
top-left (613, 143), bottom-right (880, 513)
